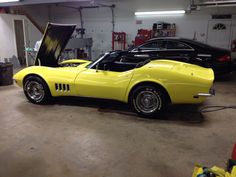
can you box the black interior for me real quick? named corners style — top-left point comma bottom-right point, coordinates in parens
top-left (96, 54), bottom-right (150, 72)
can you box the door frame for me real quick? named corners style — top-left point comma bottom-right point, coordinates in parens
top-left (206, 19), bottom-right (233, 49)
top-left (13, 19), bottom-right (28, 66)
top-left (23, 19), bottom-right (30, 66)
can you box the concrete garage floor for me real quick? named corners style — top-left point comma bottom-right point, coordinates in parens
top-left (0, 73), bottom-right (236, 177)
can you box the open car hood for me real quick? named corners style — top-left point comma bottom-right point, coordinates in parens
top-left (35, 23), bottom-right (76, 67)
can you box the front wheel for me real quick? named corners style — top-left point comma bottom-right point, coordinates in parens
top-left (23, 76), bottom-right (51, 104)
top-left (130, 85), bottom-right (167, 118)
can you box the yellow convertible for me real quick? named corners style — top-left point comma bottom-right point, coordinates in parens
top-left (14, 23), bottom-right (215, 117)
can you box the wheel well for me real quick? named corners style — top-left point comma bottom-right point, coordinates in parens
top-left (23, 74), bottom-right (51, 95)
top-left (23, 74), bottom-right (46, 85)
top-left (128, 81), bottom-right (172, 104)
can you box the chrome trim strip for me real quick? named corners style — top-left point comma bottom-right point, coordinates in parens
top-left (134, 54), bottom-right (150, 57)
top-left (137, 49), bottom-right (195, 52)
top-left (197, 54), bottom-right (212, 57)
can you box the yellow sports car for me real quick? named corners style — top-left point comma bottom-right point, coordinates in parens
top-left (14, 23), bottom-right (215, 117)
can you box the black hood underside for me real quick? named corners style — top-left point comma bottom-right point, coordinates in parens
top-left (35, 23), bottom-right (76, 67)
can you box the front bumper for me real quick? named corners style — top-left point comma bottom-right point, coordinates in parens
top-left (194, 88), bottom-right (215, 98)
top-left (13, 77), bottom-right (23, 87)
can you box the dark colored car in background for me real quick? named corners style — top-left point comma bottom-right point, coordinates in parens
top-left (130, 37), bottom-right (233, 75)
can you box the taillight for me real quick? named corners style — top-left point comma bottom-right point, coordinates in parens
top-left (217, 55), bottom-right (231, 62)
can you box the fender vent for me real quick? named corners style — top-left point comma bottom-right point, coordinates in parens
top-left (55, 83), bottom-right (70, 92)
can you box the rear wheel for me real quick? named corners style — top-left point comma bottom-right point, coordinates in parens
top-left (23, 76), bottom-right (51, 104)
top-left (130, 85), bottom-right (167, 118)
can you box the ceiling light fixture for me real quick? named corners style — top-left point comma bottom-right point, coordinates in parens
top-left (135, 10), bottom-right (186, 16)
top-left (0, 0), bottom-right (19, 3)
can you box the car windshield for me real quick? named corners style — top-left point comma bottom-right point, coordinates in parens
top-left (86, 51), bottom-right (121, 68)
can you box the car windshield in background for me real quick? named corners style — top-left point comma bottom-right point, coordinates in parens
top-left (182, 39), bottom-right (213, 49)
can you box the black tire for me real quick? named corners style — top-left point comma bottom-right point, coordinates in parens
top-left (23, 76), bottom-right (51, 104)
top-left (130, 85), bottom-right (167, 118)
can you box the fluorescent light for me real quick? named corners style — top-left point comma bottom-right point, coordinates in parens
top-left (0, 0), bottom-right (19, 3)
top-left (135, 10), bottom-right (186, 16)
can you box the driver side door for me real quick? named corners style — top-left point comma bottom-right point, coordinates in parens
top-left (74, 62), bottom-right (134, 102)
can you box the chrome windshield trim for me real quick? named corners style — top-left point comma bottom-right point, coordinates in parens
top-left (87, 53), bottom-right (109, 69)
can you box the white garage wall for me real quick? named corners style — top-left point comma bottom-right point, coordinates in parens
top-left (25, 0), bottom-right (236, 59)
top-left (0, 14), bottom-right (42, 62)
top-left (0, 14), bottom-right (16, 62)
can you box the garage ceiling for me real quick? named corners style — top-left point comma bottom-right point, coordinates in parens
top-left (197, 0), bottom-right (236, 6)
top-left (0, 0), bottom-right (89, 6)
top-left (199, 0), bottom-right (236, 2)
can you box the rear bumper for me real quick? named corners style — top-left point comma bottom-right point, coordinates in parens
top-left (194, 88), bottom-right (215, 98)
top-left (213, 61), bottom-right (233, 75)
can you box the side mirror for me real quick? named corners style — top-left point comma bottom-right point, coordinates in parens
top-left (103, 64), bottom-right (107, 71)
top-left (96, 64), bottom-right (99, 72)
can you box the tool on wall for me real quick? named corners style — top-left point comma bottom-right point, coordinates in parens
top-left (133, 22), bottom-right (176, 46)
top-left (152, 22), bottom-right (176, 38)
top-left (134, 29), bottom-right (152, 47)
top-left (112, 32), bottom-right (126, 50)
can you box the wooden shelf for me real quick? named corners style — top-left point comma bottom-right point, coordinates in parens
top-left (152, 29), bottom-right (176, 37)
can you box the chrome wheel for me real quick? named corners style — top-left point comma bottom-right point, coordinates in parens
top-left (135, 90), bottom-right (161, 114)
top-left (26, 81), bottom-right (45, 102)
